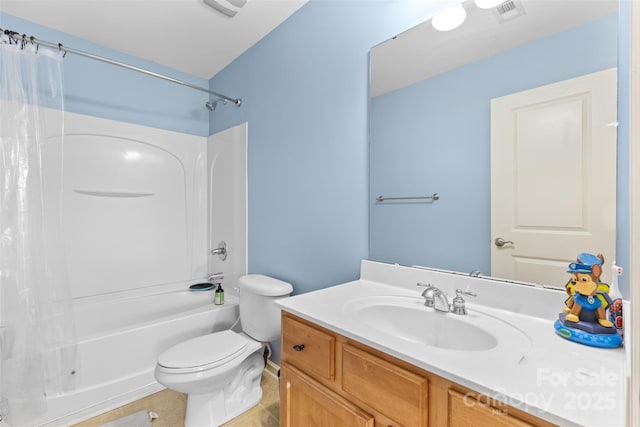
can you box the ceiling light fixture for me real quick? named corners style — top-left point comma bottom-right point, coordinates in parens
top-left (474, 0), bottom-right (504, 9)
top-left (202, 0), bottom-right (248, 18)
top-left (432, 4), bottom-right (467, 32)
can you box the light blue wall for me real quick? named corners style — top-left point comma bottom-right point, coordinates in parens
top-left (0, 13), bottom-right (210, 136)
top-left (4, 3), bottom-right (631, 297)
top-left (207, 0), bottom-right (452, 296)
top-left (2, 1), bottom-right (454, 365)
top-left (369, 12), bottom-right (631, 296)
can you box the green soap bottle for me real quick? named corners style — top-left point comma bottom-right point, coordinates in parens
top-left (214, 283), bottom-right (224, 305)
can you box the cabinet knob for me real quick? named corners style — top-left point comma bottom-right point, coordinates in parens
top-left (292, 344), bottom-right (305, 351)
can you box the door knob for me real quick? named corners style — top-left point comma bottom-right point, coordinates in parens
top-left (494, 237), bottom-right (514, 247)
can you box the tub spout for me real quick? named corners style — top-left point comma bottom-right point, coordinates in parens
top-left (208, 272), bottom-right (224, 283)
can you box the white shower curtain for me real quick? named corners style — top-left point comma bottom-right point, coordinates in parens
top-left (0, 37), bottom-right (76, 425)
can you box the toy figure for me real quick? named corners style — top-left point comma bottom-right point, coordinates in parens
top-left (563, 253), bottom-right (613, 327)
top-left (554, 253), bottom-right (622, 348)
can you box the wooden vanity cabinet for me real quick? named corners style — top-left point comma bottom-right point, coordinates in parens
top-left (281, 312), bottom-right (336, 382)
top-left (280, 312), bottom-right (556, 427)
top-left (280, 363), bottom-right (374, 427)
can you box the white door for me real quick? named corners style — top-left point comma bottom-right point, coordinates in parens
top-left (491, 68), bottom-right (617, 287)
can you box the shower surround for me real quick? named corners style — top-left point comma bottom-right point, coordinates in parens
top-left (2, 111), bottom-right (247, 426)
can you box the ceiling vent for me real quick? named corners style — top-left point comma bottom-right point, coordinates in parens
top-left (492, 0), bottom-right (527, 23)
top-left (202, 0), bottom-right (248, 17)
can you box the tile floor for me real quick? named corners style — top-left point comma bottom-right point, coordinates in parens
top-left (73, 364), bottom-right (280, 427)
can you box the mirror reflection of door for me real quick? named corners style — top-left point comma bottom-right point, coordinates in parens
top-left (490, 68), bottom-right (617, 286)
top-left (368, 0), bottom-right (620, 285)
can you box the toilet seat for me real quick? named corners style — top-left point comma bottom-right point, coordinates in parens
top-left (158, 330), bottom-right (249, 374)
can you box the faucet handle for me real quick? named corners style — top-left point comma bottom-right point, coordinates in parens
top-left (456, 289), bottom-right (477, 298)
top-left (417, 282), bottom-right (437, 299)
top-left (417, 282), bottom-right (435, 292)
top-left (451, 289), bottom-right (476, 315)
top-left (416, 282), bottom-right (434, 288)
top-left (417, 283), bottom-right (438, 307)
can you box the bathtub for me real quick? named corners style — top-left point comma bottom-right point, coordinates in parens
top-left (21, 284), bottom-right (238, 427)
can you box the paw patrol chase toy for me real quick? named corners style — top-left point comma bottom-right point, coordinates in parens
top-left (554, 253), bottom-right (622, 348)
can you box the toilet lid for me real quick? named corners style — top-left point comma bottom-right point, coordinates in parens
top-left (158, 330), bottom-right (248, 369)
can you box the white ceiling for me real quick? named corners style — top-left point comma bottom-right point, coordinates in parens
top-left (1, 0), bottom-right (618, 92)
top-left (371, 0), bottom-right (618, 97)
top-left (0, 0), bottom-right (308, 80)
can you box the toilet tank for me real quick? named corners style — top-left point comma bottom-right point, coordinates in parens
top-left (238, 274), bottom-right (293, 342)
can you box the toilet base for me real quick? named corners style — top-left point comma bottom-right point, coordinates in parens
top-left (183, 352), bottom-right (264, 427)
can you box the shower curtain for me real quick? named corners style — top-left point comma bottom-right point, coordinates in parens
top-left (0, 36), bottom-right (76, 425)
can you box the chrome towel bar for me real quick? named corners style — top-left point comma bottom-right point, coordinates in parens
top-left (376, 193), bottom-right (440, 202)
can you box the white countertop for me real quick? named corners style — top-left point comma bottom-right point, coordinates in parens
top-left (276, 261), bottom-right (627, 427)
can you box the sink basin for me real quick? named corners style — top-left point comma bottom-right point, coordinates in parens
top-left (343, 295), bottom-right (530, 352)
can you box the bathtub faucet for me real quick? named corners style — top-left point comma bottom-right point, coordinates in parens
top-left (211, 241), bottom-right (228, 261)
top-left (208, 272), bottom-right (224, 284)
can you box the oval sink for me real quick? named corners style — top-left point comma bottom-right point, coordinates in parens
top-left (343, 295), bottom-right (530, 352)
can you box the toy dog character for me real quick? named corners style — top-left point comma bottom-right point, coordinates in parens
top-left (564, 253), bottom-right (613, 328)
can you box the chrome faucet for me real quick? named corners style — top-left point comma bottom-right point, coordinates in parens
top-left (208, 272), bottom-right (224, 283)
top-left (431, 289), bottom-right (450, 312)
top-left (417, 283), bottom-right (477, 315)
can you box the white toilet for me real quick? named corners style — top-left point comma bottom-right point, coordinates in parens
top-left (154, 274), bottom-right (293, 427)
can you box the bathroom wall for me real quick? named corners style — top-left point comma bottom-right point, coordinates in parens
top-left (2, 3), bottom-right (440, 298)
top-left (209, 0), bottom-right (631, 297)
top-left (1, 1), bottom-right (468, 299)
top-left (2, 1), bottom-right (631, 300)
top-left (0, 13), bottom-right (210, 136)
top-left (207, 0), bottom-right (454, 295)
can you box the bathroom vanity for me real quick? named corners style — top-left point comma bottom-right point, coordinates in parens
top-left (277, 261), bottom-right (627, 427)
top-left (280, 312), bottom-right (553, 426)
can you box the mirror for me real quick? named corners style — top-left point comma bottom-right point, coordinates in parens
top-left (368, 0), bottom-right (619, 286)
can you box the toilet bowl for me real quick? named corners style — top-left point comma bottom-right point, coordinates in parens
top-left (154, 274), bottom-right (292, 427)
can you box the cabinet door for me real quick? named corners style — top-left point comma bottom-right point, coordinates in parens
top-left (282, 314), bottom-right (336, 381)
top-left (281, 363), bottom-right (374, 427)
top-left (342, 344), bottom-right (428, 426)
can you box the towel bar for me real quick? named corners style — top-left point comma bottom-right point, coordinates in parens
top-left (376, 193), bottom-right (439, 202)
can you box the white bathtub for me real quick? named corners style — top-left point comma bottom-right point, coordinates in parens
top-left (23, 285), bottom-right (238, 427)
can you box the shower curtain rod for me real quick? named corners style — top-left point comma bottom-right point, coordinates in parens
top-left (2, 28), bottom-right (242, 107)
